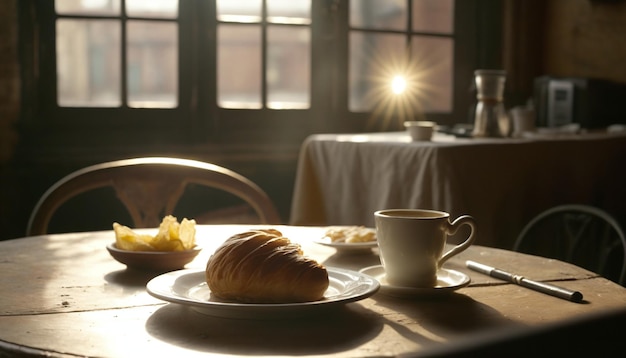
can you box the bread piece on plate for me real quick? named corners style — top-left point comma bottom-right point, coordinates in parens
top-left (206, 229), bottom-right (329, 303)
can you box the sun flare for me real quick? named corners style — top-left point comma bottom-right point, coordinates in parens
top-left (354, 40), bottom-right (449, 130)
top-left (391, 76), bottom-right (407, 95)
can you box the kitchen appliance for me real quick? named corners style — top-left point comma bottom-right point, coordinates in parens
top-left (534, 76), bottom-right (626, 129)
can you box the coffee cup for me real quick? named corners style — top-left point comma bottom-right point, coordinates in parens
top-left (374, 209), bottom-right (476, 288)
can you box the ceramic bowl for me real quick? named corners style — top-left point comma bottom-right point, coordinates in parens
top-left (106, 243), bottom-right (201, 272)
top-left (404, 121), bottom-right (436, 141)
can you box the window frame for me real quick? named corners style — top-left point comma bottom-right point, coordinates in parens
top-left (18, 0), bottom-right (501, 150)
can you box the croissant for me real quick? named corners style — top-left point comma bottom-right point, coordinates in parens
top-left (205, 229), bottom-right (329, 303)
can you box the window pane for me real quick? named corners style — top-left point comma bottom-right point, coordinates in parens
top-left (349, 32), bottom-right (406, 113)
top-left (267, 26), bottom-right (310, 109)
top-left (57, 19), bottom-right (121, 107)
top-left (218, 24), bottom-right (262, 109)
top-left (127, 21), bottom-right (178, 108)
top-left (410, 36), bottom-right (453, 112)
top-left (412, 0), bottom-right (453, 34)
top-left (55, 0), bottom-right (120, 16)
top-left (217, 0), bottom-right (261, 23)
top-left (126, 0), bottom-right (178, 19)
top-left (350, 0), bottom-right (406, 31)
top-left (267, 0), bottom-right (311, 25)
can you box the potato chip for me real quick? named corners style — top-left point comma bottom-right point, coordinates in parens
top-left (113, 216), bottom-right (196, 252)
top-left (179, 218), bottom-right (197, 250)
top-left (152, 215), bottom-right (183, 251)
top-left (113, 222), bottom-right (155, 251)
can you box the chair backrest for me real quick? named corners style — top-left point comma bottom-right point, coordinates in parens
top-left (27, 157), bottom-right (281, 236)
top-left (513, 204), bottom-right (626, 286)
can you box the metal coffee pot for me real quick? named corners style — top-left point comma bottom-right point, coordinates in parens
top-left (472, 69), bottom-right (511, 138)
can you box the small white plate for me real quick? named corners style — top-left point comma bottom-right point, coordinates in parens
top-left (147, 267), bottom-right (379, 319)
top-left (359, 265), bottom-right (470, 298)
top-left (313, 237), bottom-right (378, 252)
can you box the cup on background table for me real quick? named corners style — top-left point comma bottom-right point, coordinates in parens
top-left (374, 209), bottom-right (476, 288)
top-left (404, 121), bottom-right (436, 141)
top-left (509, 106), bottom-right (536, 137)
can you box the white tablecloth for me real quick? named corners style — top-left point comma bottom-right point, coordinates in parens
top-left (290, 131), bottom-right (626, 248)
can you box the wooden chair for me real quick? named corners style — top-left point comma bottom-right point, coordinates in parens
top-left (26, 157), bottom-right (281, 236)
top-left (513, 204), bottom-right (626, 286)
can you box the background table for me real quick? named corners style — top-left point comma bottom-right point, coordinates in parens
top-left (2, 225), bottom-right (626, 357)
top-left (289, 131), bottom-right (626, 248)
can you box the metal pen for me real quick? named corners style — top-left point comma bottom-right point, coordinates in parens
top-left (466, 260), bottom-right (584, 303)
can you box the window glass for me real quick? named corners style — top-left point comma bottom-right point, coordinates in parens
top-left (350, 0), bottom-right (406, 31)
top-left (349, 34), bottom-right (453, 114)
top-left (127, 21), bottom-right (178, 108)
top-left (217, 0), bottom-right (261, 23)
top-left (349, 32), bottom-right (406, 113)
top-left (56, 19), bottom-right (121, 107)
top-left (217, 0), bottom-right (312, 110)
top-left (267, 0), bottom-right (311, 25)
top-left (217, 24), bottom-right (262, 109)
top-left (55, 0), bottom-right (120, 15)
top-left (267, 25), bottom-right (310, 109)
top-left (412, 0), bottom-right (453, 34)
top-left (126, 0), bottom-right (178, 18)
top-left (410, 36), bottom-right (453, 112)
top-left (349, 0), bottom-right (454, 118)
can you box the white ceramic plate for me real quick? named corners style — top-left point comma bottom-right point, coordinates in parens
top-left (313, 237), bottom-right (378, 252)
top-left (360, 265), bottom-right (470, 298)
top-left (314, 227), bottom-right (378, 252)
top-left (147, 268), bottom-right (380, 319)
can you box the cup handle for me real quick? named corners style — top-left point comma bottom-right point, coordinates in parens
top-left (438, 215), bottom-right (477, 269)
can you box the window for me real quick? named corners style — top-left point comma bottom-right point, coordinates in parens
top-left (55, 0), bottom-right (179, 108)
top-left (217, 0), bottom-right (311, 110)
top-left (349, 0), bottom-right (455, 126)
top-left (21, 1), bottom-right (488, 151)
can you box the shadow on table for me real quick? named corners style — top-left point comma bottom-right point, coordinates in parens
top-left (370, 293), bottom-right (626, 357)
top-left (370, 292), bottom-right (524, 343)
top-left (417, 306), bottom-right (626, 357)
top-left (145, 303), bottom-right (383, 355)
top-left (104, 268), bottom-right (163, 291)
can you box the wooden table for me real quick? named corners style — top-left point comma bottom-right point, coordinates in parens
top-left (289, 131), bottom-right (626, 249)
top-left (2, 225), bottom-right (626, 357)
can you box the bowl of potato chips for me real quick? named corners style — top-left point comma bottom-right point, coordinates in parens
top-left (107, 215), bottom-right (201, 271)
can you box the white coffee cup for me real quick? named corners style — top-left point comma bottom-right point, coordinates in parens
top-left (374, 209), bottom-right (476, 288)
top-left (404, 121), bottom-right (436, 141)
